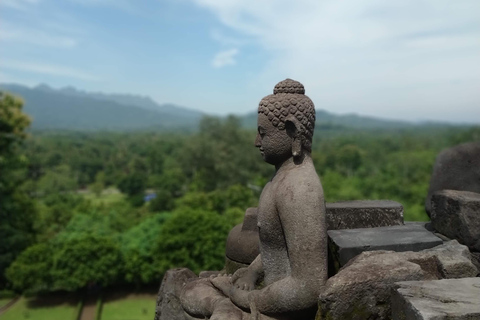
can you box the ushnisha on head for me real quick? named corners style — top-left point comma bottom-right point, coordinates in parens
top-left (258, 79), bottom-right (316, 154)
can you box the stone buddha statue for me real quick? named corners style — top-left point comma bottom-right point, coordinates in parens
top-left (180, 79), bottom-right (327, 320)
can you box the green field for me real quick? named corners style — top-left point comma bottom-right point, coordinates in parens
top-left (0, 298), bottom-right (12, 308)
top-left (100, 294), bottom-right (156, 320)
top-left (0, 296), bottom-right (78, 320)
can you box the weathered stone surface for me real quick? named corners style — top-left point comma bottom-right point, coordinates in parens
top-left (425, 141), bottom-right (480, 216)
top-left (224, 256), bottom-right (249, 275)
top-left (328, 224), bottom-right (443, 268)
top-left (404, 221), bottom-right (434, 231)
top-left (317, 241), bottom-right (477, 320)
top-left (470, 251), bottom-right (480, 276)
top-left (431, 190), bottom-right (480, 251)
top-left (225, 207), bottom-right (260, 264)
top-left (199, 270), bottom-right (221, 278)
top-left (326, 200), bottom-right (404, 230)
top-left (392, 278), bottom-right (480, 320)
top-left (155, 268), bottom-right (197, 320)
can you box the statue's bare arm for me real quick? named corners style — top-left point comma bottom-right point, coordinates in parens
top-left (253, 176), bottom-right (328, 314)
top-left (231, 254), bottom-right (263, 291)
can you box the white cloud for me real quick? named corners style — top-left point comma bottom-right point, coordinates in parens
top-left (0, 60), bottom-right (100, 81)
top-left (212, 48), bottom-right (239, 68)
top-left (192, 0), bottom-right (480, 122)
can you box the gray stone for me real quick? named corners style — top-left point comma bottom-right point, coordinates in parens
top-left (404, 221), bottom-right (434, 231)
top-left (225, 207), bottom-right (260, 265)
top-left (431, 190), bottom-right (480, 251)
top-left (326, 200), bottom-right (404, 230)
top-left (317, 241), bottom-right (477, 320)
top-left (425, 141), bottom-right (480, 216)
top-left (328, 224), bottom-right (443, 268)
top-left (155, 268), bottom-right (197, 320)
top-left (224, 256), bottom-right (249, 275)
top-left (199, 270), bottom-right (221, 278)
top-left (392, 278), bottom-right (480, 320)
top-left (470, 251), bottom-right (480, 276)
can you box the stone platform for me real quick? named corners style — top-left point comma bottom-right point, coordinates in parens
top-left (328, 224), bottom-right (443, 268)
top-left (326, 200), bottom-right (404, 230)
top-left (392, 278), bottom-right (480, 320)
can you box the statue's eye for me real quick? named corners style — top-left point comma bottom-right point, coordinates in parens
top-left (258, 127), bottom-right (266, 137)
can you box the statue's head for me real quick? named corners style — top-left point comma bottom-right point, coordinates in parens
top-left (255, 79), bottom-right (316, 165)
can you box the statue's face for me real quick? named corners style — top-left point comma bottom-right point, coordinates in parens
top-left (255, 113), bottom-right (292, 165)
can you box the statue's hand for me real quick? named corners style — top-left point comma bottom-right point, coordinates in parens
top-left (229, 285), bottom-right (251, 310)
top-left (210, 275), bottom-right (233, 297)
top-left (231, 268), bottom-right (257, 291)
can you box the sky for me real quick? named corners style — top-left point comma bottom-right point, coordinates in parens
top-left (1, 0), bottom-right (479, 123)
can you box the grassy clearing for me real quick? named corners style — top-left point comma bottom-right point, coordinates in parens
top-left (80, 187), bottom-right (125, 205)
top-left (0, 298), bottom-right (12, 308)
top-left (100, 294), bottom-right (156, 320)
top-left (0, 296), bottom-right (78, 320)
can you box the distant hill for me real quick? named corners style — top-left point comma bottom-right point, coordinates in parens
top-left (0, 83), bottom-right (204, 131)
top-left (1, 83), bottom-right (456, 132)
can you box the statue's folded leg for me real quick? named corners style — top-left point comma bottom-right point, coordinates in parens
top-left (180, 278), bottom-right (225, 318)
top-left (181, 277), bottom-right (247, 320)
top-left (210, 298), bottom-right (246, 320)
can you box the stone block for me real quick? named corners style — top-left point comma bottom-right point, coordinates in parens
top-left (317, 241), bottom-right (477, 320)
top-left (155, 268), bottom-right (197, 320)
top-left (392, 278), bottom-right (480, 320)
top-left (326, 200), bottom-right (404, 230)
top-left (328, 224), bottom-right (443, 268)
top-left (431, 190), bottom-right (480, 251)
top-left (470, 251), bottom-right (480, 276)
top-left (425, 141), bottom-right (480, 216)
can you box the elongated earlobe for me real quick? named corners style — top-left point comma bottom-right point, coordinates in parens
top-left (292, 138), bottom-right (302, 158)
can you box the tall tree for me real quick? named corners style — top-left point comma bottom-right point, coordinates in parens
top-left (0, 91), bottom-right (36, 288)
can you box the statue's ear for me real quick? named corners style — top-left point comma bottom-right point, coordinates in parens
top-left (285, 115), bottom-right (302, 158)
top-left (285, 115), bottom-right (300, 139)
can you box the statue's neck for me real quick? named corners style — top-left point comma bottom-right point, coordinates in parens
top-left (274, 152), bottom-right (311, 174)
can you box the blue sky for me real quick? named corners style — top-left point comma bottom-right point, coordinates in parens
top-left (1, 0), bottom-right (479, 123)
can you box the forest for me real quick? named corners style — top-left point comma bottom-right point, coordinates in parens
top-left (1, 90), bottom-right (480, 296)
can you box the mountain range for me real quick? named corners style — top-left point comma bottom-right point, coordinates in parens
top-left (0, 83), bottom-right (452, 131)
top-left (0, 83), bottom-right (203, 131)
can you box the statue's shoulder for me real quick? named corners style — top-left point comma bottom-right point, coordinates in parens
top-left (276, 163), bottom-right (323, 199)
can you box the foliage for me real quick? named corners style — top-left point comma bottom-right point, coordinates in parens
top-left (6, 243), bottom-right (53, 292)
top-left (155, 208), bottom-right (240, 274)
top-left (121, 213), bottom-right (171, 285)
top-left (50, 234), bottom-right (123, 291)
top-left (0, 91), bottom-right (35, 289)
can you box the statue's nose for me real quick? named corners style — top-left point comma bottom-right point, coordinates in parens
top-left (254, 133), bottom-right (261, 147)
